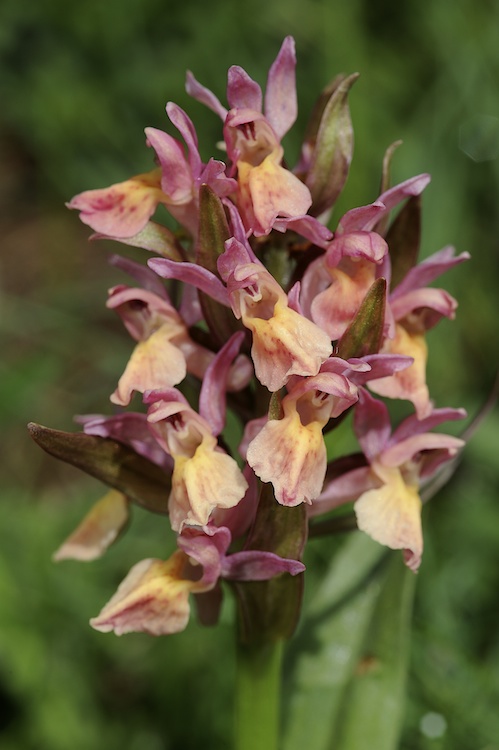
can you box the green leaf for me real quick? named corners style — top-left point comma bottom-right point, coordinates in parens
top-left (330, 554), bottom-right (416, 749)
top-left (386, 195), bottom-right (421, 290)
top-left (27, 423), bottom-right (170, 514)
top-left (305, 73), bottom-right (358, 217)
top-left (196, 184), bottom-right (243, 347)
top-left (283, 534), bottom-right (415, 750)
top-left (338, 277), bottom-right (386, 359)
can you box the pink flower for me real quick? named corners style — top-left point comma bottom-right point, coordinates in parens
top-left (187, 37), bottom-right (313, 235)
top-left (146, 389), bottom-right (248, 532)
top-left (312, 389), bottom-right (466, 570)
top-left (246, 359), bottom-right (358, 506)
top-left (218, 239), bottom-right (332, 391)
top-left (107, 285), bottom-right (252, 405)
top-left (90, 524), bottom-right (305, 636)
top-left (67, 105), bottom-right (236, 240)
top-left (368, 246), bottom-right (470, 417)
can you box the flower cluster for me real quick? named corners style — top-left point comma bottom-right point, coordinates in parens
top-left (42, 37), bottom-right (468, 636)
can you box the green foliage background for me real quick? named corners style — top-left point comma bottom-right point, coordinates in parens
top-left (1, 0), bottom-right (498, 748)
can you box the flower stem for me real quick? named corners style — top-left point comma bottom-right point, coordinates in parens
top-left (235, 638), bottom-right (283, 750)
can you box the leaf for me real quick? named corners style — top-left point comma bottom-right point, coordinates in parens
top-left (305, 73), bottom-right (359, 217)
top-left (330, 554), bottom-right (416, 749)
top-left (27, 423), bottom-right (170, 514)
top-left (282, 534), bottom-right (386, 750)
top-left (387, 195), bottom-right (421, 290)
top-left (283, 534), bottom-right (415, 750)
top-left (338, 277), bottom-right (386, 359)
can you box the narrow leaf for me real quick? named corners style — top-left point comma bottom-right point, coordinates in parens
top-left (338, 277), bottom-right (386, 359)
top-left (306, 73), bottom-right (359, 217)
top-left (330, 555), bottom-right (416, 750)
top-left (283, 536), bottom-right (415, 750)
top-left (282, 534), bottom-right (387, 750)
top-left (28, 423), bottom-right (170, 514)
top-left (386, 195), bottom-right (421, 290)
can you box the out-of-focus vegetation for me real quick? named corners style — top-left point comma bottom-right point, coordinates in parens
top-left (1, 0), bottom-right (498, 748)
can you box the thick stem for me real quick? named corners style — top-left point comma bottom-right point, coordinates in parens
top-left (235, 638), bottom-right (283, 750)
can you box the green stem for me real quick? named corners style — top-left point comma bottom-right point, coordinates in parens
top-left (235, 638), bottom-right (283, 750)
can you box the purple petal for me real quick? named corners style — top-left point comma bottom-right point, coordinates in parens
top-left (211, 467), bottom-right (259, 540)
top-left (144, 128), bottom-right (192, 202)
top-left (391, 246), bottom-right (470, 299)
top-left (148, 257), bottom-right (230, 306)
top-left (390, 287), bottom-right (458, 324)
top-left (310, 465), bottom-right (374, 517)
top-left (377, 173), bottom-right (431, 212)
top-left (353, 388), bottom-right (391, 461)
top-left (179, 282), bottom-right (202, 326)
top-left (337, 201), bottom-right (386, 234)
top-left (381, 433), bottom-right (465, 468)
top-left (390, 407), bottom-right (467, 445)
top-left (109, 254), bottom-right (170, 298)
top-left (352, 353), bottom-right (413, 383)
top-left (185, 71), bottom-right (228, 120)
top-left (264, 36), bottom-right (297, 140)
top-left (221, 550), bottom-right (305, 581)
top-left (326, 231), bottom-right (388, 266)
top-left (166, 102), bottom-right (202, 177)
top-left (272, 215), bottom-right (333, 246)
top-left (199, 332), bottom-right (246, 435)
top-left (227, 65), bottom-right (262, 111)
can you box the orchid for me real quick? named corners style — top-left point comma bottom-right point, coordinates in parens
top-left (29, 36), bottom-right (472, 750)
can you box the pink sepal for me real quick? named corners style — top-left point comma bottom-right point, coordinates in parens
top-left (272, 215), bottom-right (333, 245)
top-left (227, 66), bottom-right (262, 111)
top-left (148, 257), bottom-right (230, 306)
top-left (337, 201), bottom-right (386, 234)
top-left (106, 285), bottom-right (180, 341)
top-left (390, 288), bottom-right (458, 328)
top-left (144, 127), bottom-right (192, 202)
top-left (179, 282), bottom-right (202, 326)
top-left (391, 246), bottom-right (470, 300)
top-left (264, 36), bottom-right (297, 140)
top-left (222, 550), bottom-right (305, 580)
top-left (166, 102), bottom-right (202, 176)
top-left (390, 407), bottom-right (467, 445)
top-left (353, 388), bottom-right (391, 462)
top-left (199, 332), bottom-right (246, 435)
top-left (185, 71), bottom-right (228, 120)
top-left (211, 466), bottom-right (259, 539)
top-left (239, 416), bottom-right (268, 460)
top-left (109, 254), bottom-right (170, 299)
top-left (377, 173), bottom-right (431, 213)
top-left (310, 465), bottom-right (374, 517)
top-left (351, 354), bottom-right (413, 383)
top-left (218, 237), bottom-right (260, 283)
top-left (381, 433), bottom-right (465, 468)
top-left (325, 231), bottom-right (388, 267)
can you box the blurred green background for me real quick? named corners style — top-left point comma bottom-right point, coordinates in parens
top-left (1, 0), bottom-right (498, 748)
